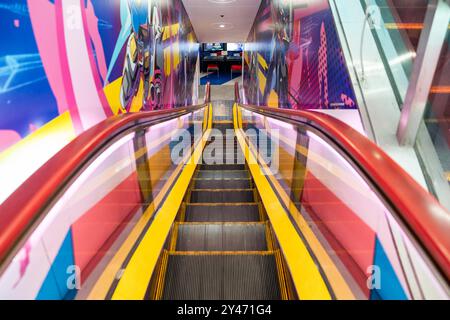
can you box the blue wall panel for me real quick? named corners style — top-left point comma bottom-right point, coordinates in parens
top-left (36, 230), bottom-right (77, 300)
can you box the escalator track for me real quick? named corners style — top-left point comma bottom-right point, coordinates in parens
top-left (151, 107), bottom-right (287, 300)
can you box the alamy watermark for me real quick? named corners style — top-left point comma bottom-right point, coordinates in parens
top-left (66, 265), bottom-right (81, 290)
top-left (367, 265), bottom-right (381, 290)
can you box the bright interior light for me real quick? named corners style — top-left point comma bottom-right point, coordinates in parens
top-left (208, 0), bottom-right (237, 3)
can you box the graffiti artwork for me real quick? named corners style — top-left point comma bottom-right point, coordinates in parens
top-left (0, 0), bottom-right (199, 151)
top-left (119, 0), bottom-right (163, 110)
top-left (0, 0), bottom-right (199, 207)
top-left (243, 0), bottom-right (357, 110)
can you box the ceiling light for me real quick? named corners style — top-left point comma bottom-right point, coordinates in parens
top-left (212, 22), bottom-right (234, 30)
top-left (208, 0), bottom-right (237, 4)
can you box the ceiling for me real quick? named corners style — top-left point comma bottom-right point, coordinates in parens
top-left (181, 0), bottom-right (262, 43)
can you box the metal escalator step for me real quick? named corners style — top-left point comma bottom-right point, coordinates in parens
top-left (205, 140), bottom-right (238, 145)
top-left (201, 151), bottom-right (240, 157)
top-left (212, 123), bottom-right (234, 133)
top-left (201, 159), bottom-right (244, 166)
top-left (176, 223), bottom-right (267, 251)
top-left (162, 254), bottom-right (281, 300)
top-left (197, 170), bottom-right (248, 179)
top-left (194, 178), bottom-right (250, 189)
top-left (185, 204), bottom-right (260, 222)
top-left (204, 145), bottom-right (239, 153)
top-left (190, 190), bottom-right (254, 203)
top-left (210, 145), bottom-right (240, 151)
top-left (199, 164), bottom-right (245, 171)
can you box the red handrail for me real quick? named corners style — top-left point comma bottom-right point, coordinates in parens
top-left (0, 83), bottom-right (210, 265)
top-left (204, 82), bottom-right (211, 104)
top-left (234, 81), bottom-right (241, 104)
top-left (234, 82), bottom-right (450, 281)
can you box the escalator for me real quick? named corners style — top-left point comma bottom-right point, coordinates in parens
top-left (0, 85), bottom-right (448, 300)
top-left (154, 117), bottom-right (284, 300)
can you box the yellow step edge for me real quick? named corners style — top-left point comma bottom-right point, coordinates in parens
top-left (168, 250), bottom-right (275, 256)
top-left (178, 221), bottom-right (266, 226)
top-left (213, 120), bottom-right (233, 124)
top-left (169, 223), bottom-right (179, 251)
top-left (198, 169), bottom-right (248, 172)
top-left (193, 177), bottom-right (251, 181)
top-left (192, 188), bottom-right (253, 191)
top-left (186, 202), bottom-right (258, 206)
top-left (274, 249), bottom-right (289, 300)
top-left (191, 188), bottom-right (254, 192)
top-left (265, 223), bottom-right (274, 251)
top-left (154, 250), bottom-right (169, 300)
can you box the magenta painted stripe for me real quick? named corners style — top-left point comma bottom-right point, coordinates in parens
top-left (79, 0), bottom-right (113, 117)
top-left (55, 0), bottom-right (84, 133)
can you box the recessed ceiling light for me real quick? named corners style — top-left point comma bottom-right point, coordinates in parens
top-left (212, 22), bottom-right (234, 30)
top-left (208, 0), bottom-right (237, 4)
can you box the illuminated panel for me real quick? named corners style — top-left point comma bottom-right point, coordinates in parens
top-left (301, 171), bottom-right (376, 296)
top-left (0, 112), bottom-right (76, 205)
top-left (0, 133), bottom-right (138, 299)
top-left (71, 173), bottom-right (141, 283)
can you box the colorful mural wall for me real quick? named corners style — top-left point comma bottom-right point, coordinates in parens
top-left (243, 0), bottom-right (357, 110)
top-left (0, 0), bottom-right (199, 204)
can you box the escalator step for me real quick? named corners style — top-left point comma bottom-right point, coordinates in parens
top-left (190, 190), bottom-right (254, 203)
top-left (194, 178), bottom-right (250, 189)
top-left (205, 140), bottom-right (238, 146)
top-left (201, 159), bottom-right (244, 166)
top-left (209, 145), bottom-right (240, 151)
top-left (176, 223), bottom-right (267, 251)
top-left (202, 145), bottom-right (239, 154)
top-left (199, 164), bottom-right (245, 171)
top-left (185, 204), bottom-right (260, 222)
top-left (197, 170), bottom-right (248, 179)
top-left (161, 254), bottom-right (281, 300)
top-left (202, 152), bottom-right (244, 163)
top-left (212, 123), bottom-right (234, 133)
